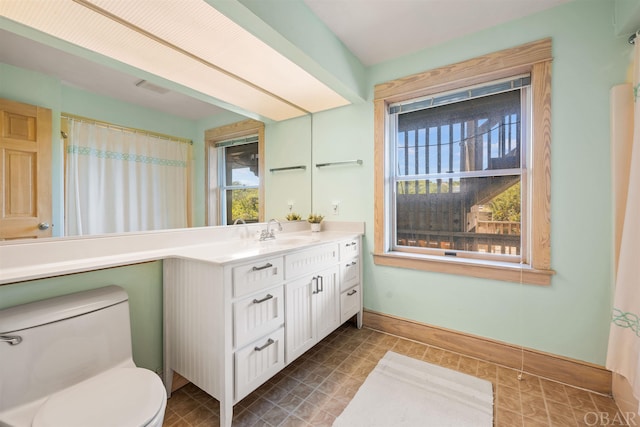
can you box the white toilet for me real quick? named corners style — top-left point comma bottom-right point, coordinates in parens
top-left (0, 285), bottom-right (167, 427)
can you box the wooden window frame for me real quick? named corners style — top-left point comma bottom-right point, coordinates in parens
top-left (205, 119), bottom-right (265, 226)
top-left (373, 39), bottom-right (554, 286)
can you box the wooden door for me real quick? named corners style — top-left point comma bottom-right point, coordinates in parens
top-left (0, 98), bottom-right (52, 240)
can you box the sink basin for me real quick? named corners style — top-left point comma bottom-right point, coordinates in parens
top-left (260, 235), bottom-right (319, 246)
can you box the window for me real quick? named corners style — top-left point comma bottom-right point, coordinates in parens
top-left (218, 137), bottom-right (259, 225)
top-left (205, 119), bottom-right (265, 226)
top-left (392, 78), bottom-right (528, 261)
top-left (373, 39), bottom-right (554, 285)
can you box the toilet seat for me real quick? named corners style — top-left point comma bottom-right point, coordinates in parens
top-left (32, 367), bottom-right (166, 427)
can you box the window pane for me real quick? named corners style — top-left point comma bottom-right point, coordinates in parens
top-left (225, 188), bottom-right (259, 225)
top-left (225, 143), bottom-right (259, 186)
top-left (396, 90), bottom-right (521, 176)
top-left (395, 178), bottom-right (521, 255)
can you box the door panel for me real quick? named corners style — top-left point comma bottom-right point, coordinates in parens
top-left (0, 98), bottom-right (52, 240)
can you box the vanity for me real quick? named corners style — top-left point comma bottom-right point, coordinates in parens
top-left (162, 230), bottom-right (363, 427)
top-left (0, 222), bottom-right (363, 427)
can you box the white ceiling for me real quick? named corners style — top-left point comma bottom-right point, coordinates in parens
top-left (0, 0), bottom-right (573, 120)
top-left (303, 0), bottom-right (572, 66)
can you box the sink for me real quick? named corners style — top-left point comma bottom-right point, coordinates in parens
top-left (260, 235), bottom-right (319, 246)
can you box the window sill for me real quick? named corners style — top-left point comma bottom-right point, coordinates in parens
top-left (372, 251), bottom-right (554, 286)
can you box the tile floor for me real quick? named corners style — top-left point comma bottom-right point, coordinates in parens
top-left (162, 324), bottom-right (628, 427)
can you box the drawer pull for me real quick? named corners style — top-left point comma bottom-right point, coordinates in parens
top-left (252, 262), bottom-right (273, 271)
top-left (346, 261), bottom-right (357, 267)
top-left (347, 289), bottom-right (357, 296)
top-left (254, 338), bottom-right (275, 352)
top-left (345, 241), bottom-right (357, 247)
top-left (252, 294), bottom-right (274, 304)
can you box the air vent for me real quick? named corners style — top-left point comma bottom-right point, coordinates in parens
top-left (135, 79), bottom-right (169, 94)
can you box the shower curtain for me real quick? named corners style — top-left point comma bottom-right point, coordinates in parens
top-left (65, 119), bottom-right (190, 235)
top-left (607, 39), bottom-right (640, 413)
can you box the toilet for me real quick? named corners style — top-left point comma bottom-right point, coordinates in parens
top-left (0, 285), bottom-right (167, 427)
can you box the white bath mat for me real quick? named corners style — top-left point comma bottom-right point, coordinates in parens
top-left (333, 351), bottom-right (493, 427)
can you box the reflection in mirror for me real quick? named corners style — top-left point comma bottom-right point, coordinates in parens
top-left (220, 137), bottom-right (260, 225)
top-left (62, 115), bottom-right (192, 236)
top-left (264, 114), bottom-right (313, 221)
top-left (0, 27), bottom-right (313, 242)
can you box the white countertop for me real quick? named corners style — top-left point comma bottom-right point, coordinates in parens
top-left (0, 222), bottom-right (364, 285)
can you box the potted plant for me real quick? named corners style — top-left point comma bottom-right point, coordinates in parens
top-left (286, 212), bottom-right (302, 221)
top-left (307, 213), bottom-right (324, 232)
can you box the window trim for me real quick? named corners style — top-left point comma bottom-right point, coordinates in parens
top-left (205, 119), bottom-right (265, 226)
top-left (373, 39), bottom-right (554, 285)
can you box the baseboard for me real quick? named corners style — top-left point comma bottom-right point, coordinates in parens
top-left (363, 309), bottom-right (612, 394)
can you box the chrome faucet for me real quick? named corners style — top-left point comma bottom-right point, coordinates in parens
top-left (259, 219), bottom-right (282, 241)
top-left (233, 218), bottom-right (246, 225)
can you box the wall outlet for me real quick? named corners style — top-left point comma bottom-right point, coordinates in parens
top-left (332, 201), bottom-right (340, 215)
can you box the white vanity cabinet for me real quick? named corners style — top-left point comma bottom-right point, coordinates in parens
top-left (163, 233), bottom-right (362, 427)
top-left (163, 255), bottom-right (286, 427)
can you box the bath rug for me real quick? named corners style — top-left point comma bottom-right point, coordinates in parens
top-left (333, 351), bottom-right (493, 426)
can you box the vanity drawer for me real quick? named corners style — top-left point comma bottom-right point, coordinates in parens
top-left (340, 258), bottom-right (360, 291)
top-left (233, 285), bottom-right (284, 348)
top-left (235, 327), bottom-right (285, 402)
top-left (284, 243), bottom-right (338, 280)
top-left (339, 238), bottom-right (360, 261)
top-left (340, 285), bottom-right (361, 324)
top-left (233, 257), bottom-right (284, 297)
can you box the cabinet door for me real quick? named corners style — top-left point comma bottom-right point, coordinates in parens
top-left (314, 266), bottom-right (340, 342)
top-left (285, 275), bottom-right (315, 363)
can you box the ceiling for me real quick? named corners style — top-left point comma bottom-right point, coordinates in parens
top-left (0, 0), bottom-right (573, 121)
top-left (303, 0), bottom-right (572, 66)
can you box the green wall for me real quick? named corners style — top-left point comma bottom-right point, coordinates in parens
top-left (0, 262), bottom-right (163, 372)
top-left (318, 0), bottom-right (627, 365)
top-left (0, 0), bottom-right (631, 370)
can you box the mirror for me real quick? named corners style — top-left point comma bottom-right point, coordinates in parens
top-left (0, 26), bottom-right (313, 241)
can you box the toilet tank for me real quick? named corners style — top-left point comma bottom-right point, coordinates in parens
top-left (0, 285), bottom-right (136, 413)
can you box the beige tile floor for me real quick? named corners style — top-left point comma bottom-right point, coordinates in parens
top-left (163, 324), bottom-right (628, 427)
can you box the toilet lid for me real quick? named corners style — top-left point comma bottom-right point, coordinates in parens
top-left (33, 367), bottom-right (166, 427)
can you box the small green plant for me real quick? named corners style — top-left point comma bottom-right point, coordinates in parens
top-left (307, 213), bottom-right (324, 224)
top-left (286, 212), bottom-right (302, 221)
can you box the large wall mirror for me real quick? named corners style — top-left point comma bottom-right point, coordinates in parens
top-left (0, 25), bottom-right (313, 242)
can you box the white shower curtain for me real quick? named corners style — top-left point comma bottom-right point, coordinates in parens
top-left (607, 40), bottom-right (640, 413)
top-left (65, 119), bottom-right (190, 235)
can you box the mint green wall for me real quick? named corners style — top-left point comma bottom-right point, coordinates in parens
top-left (264, 115), bottom-right (312, 218)
top-left (0, 262), bottom-right (163, 372)
top-left (310, 0), bottom-right (627, 365)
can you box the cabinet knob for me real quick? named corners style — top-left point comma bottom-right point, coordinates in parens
top-left (38, 222), bottom-right (50, 231)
